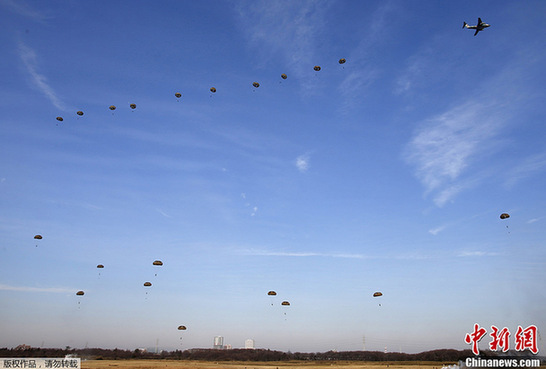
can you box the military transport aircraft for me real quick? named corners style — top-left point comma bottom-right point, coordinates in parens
top-left (463, 18), bottom-right (490, 36)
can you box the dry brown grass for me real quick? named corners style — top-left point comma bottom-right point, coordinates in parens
top-left (83, 360), bottom-right (448, 369)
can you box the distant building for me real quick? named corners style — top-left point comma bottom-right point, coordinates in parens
top-left (244, 339), bottom-right (255, 349)
top-left (213, 336), bottom-right (224, 349)
top-left (225, 344), bottom-right (232, 350)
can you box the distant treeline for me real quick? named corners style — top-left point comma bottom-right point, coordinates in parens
top-left (0, 347), bottom-right (540, 363)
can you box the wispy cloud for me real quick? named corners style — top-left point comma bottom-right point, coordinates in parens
top-left (404, 100), bottom-right (506, 206)
top-left (504, 151), bottom-right (546, 189)
top-left (0, 284), bottom-right (76, 294)
top-left (428, 225), bottom-right (446, 236)
top-left (239, 248), bottom-right (368, 259)
top-left (234, 0), bottom-right (332, 93)
top-left (337, 3), bottom-right (396, 113)
top-left (295, 154), bottom-right (310, 172)
top-left (156, 209), bottom-right (172, 218)
top-left (457, 251), bottom-right (501, 257)
top-left (1, 0), bottom-right (50, 21)
top-left (18, 41), bottom-right (66, 111)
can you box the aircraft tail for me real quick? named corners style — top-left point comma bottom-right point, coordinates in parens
top-left (462, 21), bottom-right (468, 29)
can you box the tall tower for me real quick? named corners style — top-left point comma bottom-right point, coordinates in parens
top-left (213, 336), bottom-right (224, 349)
top-left (245, 339), bottom-right (255, 349)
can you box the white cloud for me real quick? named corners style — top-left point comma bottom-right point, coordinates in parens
top-left (404, 101), bottom-right (505, 206)
top-left (1, 0), bottom-right (49, 21)
top-left (156, 209), bottom-right (171, 218)
top-left (238, 248), bottom-right (369, 259)
top-left (337, 3), bottom-right (395, 113)
top-left (504, 151), bottom-right (546, 189)
top-left (234, 0), bottom-right (332, 94)
top-left (0, 283), bottom-right (76, 293)
top-left (295, 154), bottom-right (310, 172)
top-left (428, 225), bottom-right (446, 236)
top-left (457, 251), bottom-right (501, 257)
top-left (18, 41), bottom-right (66, 111)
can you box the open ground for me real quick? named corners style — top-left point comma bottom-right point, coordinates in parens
top-left (82, 360), bottom-right (451, 369)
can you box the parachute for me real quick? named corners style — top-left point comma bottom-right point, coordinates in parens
top-left (153, 260), bottom-right (163, 277)
top-left (252, 82), bottom-right (260, 88)
top-left (267, 290), bottom-right (277, 306)
top-left (97, 264), bottom-right (104, 269)
top-left (281, 301), bottom-right (290, 318)
top-left (313, 66), bottom-right (321, 71)
top-left (56, 117), bottom-right (63, 122)
top-left (175, 92), bottom-right (182, 98)
top-left (130, 103), bottom-right (136, 109)
top-left (500, 213), bottom-right (511, 234)
top-left (76, 111), bottom-right (84, 116)
top-left (210, 87), bottom-right (216, 93)
top-left (373, 292), bottom-right (383, 297)
top-left (75, 290), bottom-right (85, 308)
top-left (177, 325), bottom-right (187, 330)
top-left (143, 282), bottom-right (152, 287)
top-left (109, 105), bottom-right (116, 111)
top-left (34, 235), bottom-right (42, 240)
top-left (281, 74), bottom-right (287, 80)
top-left (339, 58), bottom-right (346, 64)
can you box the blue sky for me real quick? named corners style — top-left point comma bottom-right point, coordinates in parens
top-left (1, 0), bottom-right (545, 354)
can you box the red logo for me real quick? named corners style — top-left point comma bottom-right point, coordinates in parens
top-left (465, 324), bottom-right (539, 355)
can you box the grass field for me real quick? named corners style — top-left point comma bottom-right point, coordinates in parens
top-left (82, 360), bottom-right (451, 369)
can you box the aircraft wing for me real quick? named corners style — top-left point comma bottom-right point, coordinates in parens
top-left (478, 18), bottom-right (483, 25)
top-left (474, 29), bottom-right (479, 36)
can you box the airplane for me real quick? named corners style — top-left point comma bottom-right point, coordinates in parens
top-left (463, 18), bottom-right (490, 36)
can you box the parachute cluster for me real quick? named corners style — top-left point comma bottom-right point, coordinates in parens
top-left (54, 103), bottom-right (138, 123)
top-left (53, 60), bottom-right (349, 123)
top-left (37, 50), bottom-right (523, 345)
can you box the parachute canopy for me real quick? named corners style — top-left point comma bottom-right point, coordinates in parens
top-left (76, 291), bottom-right (84, 296)
top-left (76, 111), bottom-right (84, 116)
top-left (144, 282), bottom-right (152, 287)
top-left (177, 325), bottom-right (187, 330)
top-left (109, 105), bottom-right (116, 111)
top-left (339, 58), bottom-right (346, 64)
top-left (56, 117), bottom-right (63, 122)
top-left (130, 103), bottom-right (136, 109)
top-left (34, 235), bottom-right (42, 240)
top-left (252, 82), bottom-right (260, 88)
top-left (314, 66), bottom-right (321, 71)
top-left (281, 301), bottom-right (290, 306)
top-left (175, 92), bottom-right (182, 98)
top-left (373, 292), bottom-right (383, 297)
top-left (97, 264), bottom-right (104, 269)
top-left (500, 213), bottom-right (510, 219)
top-left (281, 74), bottom-right (287, 80)
top-left (210, 87), bottom-right (216, 93)
top-left (267, 291), bottom-right (277, 296)
top-left (153, 260), bottom-right (163, 266)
